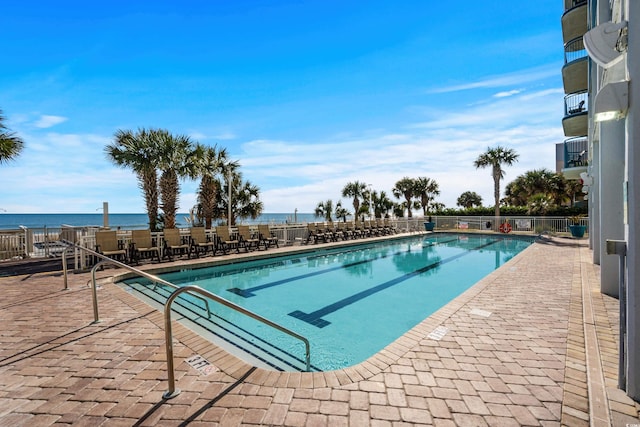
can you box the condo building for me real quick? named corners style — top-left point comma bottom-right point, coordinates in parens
top-left (560, 0), bottom-right (639, 399)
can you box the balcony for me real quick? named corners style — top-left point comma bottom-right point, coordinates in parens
top-left (562, 0), bottom-right (587, 44)
top-left (562, 136), bottom-right (588, 180)
top-left (562, 91), bottom-right (588, 136)
top-left (562, 37), bottom-right (588, 94)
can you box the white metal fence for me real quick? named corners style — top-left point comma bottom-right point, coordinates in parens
top-left (0, 216), bottom-right (589, 268)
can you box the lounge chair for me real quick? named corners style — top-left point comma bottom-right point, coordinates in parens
top-left (355, 220), bottom-right (370, 238)
top-left (306, 223), bottom-right (325, 244)
top-left (163, 228), bottom-right (192, 260)
top-left (338, 221), bottom-right (352, 239)
top-left (189, 227), bottom-right (216, 257)
top-left (215, 226), bottom-right (245, 254)
top-left (258, 224), bottom-right (279, 249)
top-left (95, 230), bottom-right (128, 263)
top-left (347, 221), bottom-right (362, 239)
top-left (376, 218), bottom-right (390, 235)
top-left (328, 221), bottom-right (344, 241)
top-left (237, 225), bottom-right (260, 251)
top-left (384, 218), bottom-right (397, 234)
top-left (130, 229), bottom-right (161, 264)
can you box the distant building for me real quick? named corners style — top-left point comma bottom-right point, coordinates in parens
top-left (560, 0), bottom-right (639, 400)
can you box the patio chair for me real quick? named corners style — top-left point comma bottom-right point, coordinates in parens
top-left (163, 228), bottom-right (192, 260)
top-left (355, 220), bottom-right (370, 238)
top-left (338, 221), bottom-right (352, 239)
top-left (129, 229), bottom-right (161, 264)
top-left (306, 223), bottom-right (325, 244)
top-left (258, 224), bottom-right (279, 249)
top-left (95, 230), bottom-right (128, 263)
top-left (237, 225), bottom-right (260, 251)
top-left (384, 218), bottom-right (397, 234)
top-left (215, 226), bottom-right (245, 254)
top-left (377, 218), bottom-right (390, 235)
top-left (189, 227), bottom-right (215, 257)
top-left (328, 221), bottom-right (344, 241)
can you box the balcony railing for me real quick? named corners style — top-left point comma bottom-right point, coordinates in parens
top-left (564, 91), bottom-right (588, 117)
top-left (564, 0), bottom-right (586, 12)
top-left (564, 136), bottom-right (588, 169)
top-left (564, 37), bottom-right (587, 64)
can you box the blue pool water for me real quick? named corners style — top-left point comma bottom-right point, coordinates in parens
top-left (123, 233), bottom-right (535, 371)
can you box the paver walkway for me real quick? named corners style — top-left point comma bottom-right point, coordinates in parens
top-left (0, 234), bottom-right (639, 426)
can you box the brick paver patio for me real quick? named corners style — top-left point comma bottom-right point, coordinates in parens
top-left (1, 234), bottom-right (639, 426)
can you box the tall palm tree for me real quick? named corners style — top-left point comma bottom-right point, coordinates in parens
top-left (315, 199), bottom-right (334, 221)
top-left (195, 145), bottom-right (235, 229)
top-left (0, 110), bottom-right (24, 164)
top-left (106, 129), bottom-right (160, 231)
top-left (474, 146), bottom-right (519, 219)
top-left (414, 176), bottom-right (440, 216)
top-left (341, 181), bottom-right (368, 220)
top-left (155, 130), bottom-right (198, 229)
top-left (392, 177), bottom-right (417, 218)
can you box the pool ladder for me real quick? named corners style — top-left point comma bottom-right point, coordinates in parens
top-left (60, 240), bottom-right (311, 399)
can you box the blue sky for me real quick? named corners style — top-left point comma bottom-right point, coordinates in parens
top-left (0, 1), bottom-right (565, 214)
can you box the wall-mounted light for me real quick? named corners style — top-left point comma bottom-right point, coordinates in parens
top-left (594, 80), bottom-right (629, 122)
top-left (583, 21), bottom-right (627, 69)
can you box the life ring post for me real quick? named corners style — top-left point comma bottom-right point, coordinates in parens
top-left (499, 222), bottom-right (512, 233)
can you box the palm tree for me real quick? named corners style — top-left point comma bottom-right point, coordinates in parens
top-left (0, 110), bottom-right (24, 165)
top-left (233, 178), bottom-right (263, 225)
top-left (504, 169), bottom-right (575, 211)
top-left (155, 130), bottom-right (198, 229)
top-left (315, 199), bottom-right (334, 221)
top-left (372, 190), bottom-right (394, 218)
top-left (457, 191), bottom-right (483, 209)
top-left (218, 170), bottom-right (263, 225)
top-left (106, 129), bottom-right (160, 231)
top-left (341, 181), bottom-right (368, 220)
top-left (474, 146), bottom-right (519, 219)
top-left (392, 177), bottom-right (417, 218)
top-left (414, 177), bottom-right (440, 216)
top-left (195, 145), bottom-right (235, 229)
top-left (335, 201), bottom-right (349, 222)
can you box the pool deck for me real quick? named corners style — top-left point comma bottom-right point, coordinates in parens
top-left (1, 232), bottom-right (639, 426)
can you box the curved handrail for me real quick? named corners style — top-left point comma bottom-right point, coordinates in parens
top-left (60, 240), bottom-right (212, 322)
top-left (163, 285), bottom-right (311, 399)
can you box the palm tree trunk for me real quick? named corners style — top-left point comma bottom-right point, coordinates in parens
top-left (141, 170), bottom-right (158, 231)
top-left (493, 167), bottom-right (501, 221)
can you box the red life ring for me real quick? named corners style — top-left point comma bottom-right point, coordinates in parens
top-left (499, 222), bottom-right (512, 233)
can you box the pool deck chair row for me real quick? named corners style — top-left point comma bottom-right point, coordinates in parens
top-left (305, 220), bottom-right (397, 244)
top-left (93, 225), bottom-right (281, 265)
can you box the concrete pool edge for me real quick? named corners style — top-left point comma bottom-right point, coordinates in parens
top-left (102, 231), bottom-right (541, 386)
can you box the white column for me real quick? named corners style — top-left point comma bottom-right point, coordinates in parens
top-left (599, 120), bottom-right (625, 296)
top-left (624, 0), bottom-right (640, 400)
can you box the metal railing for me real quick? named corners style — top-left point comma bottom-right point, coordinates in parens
top-left (61, 241), bottom-right (212, 322)
top-left (59, 240), bottom-right (310, 399)
top-left (564, 36), bottom-right (587, 64)
top-left (564, 136), bottom-right (588, 168)
top-left (564, 91), bottom-right (588, 116)
top-left (163, 285), bottom-right (311, 399)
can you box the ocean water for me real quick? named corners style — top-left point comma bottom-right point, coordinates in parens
top-left (0, 213), bottom-right (319, 230)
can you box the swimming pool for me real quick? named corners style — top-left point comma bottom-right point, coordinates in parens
top-left (122, 233), bottom-right (535, 371)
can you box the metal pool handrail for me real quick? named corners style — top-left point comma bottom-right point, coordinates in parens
top-left (60, 240), bottom-right (212, 323)
top-left (163, 285), bottom-right (311, 399)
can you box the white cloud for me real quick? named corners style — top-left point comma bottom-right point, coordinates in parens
top-left (494, 89), bottom-right (522, 98)
top-left (429, 65), bottom-right (559, 94)
top-left (34, 115), bottom-right (68, 128)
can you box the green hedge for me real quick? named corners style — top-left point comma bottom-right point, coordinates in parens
top-left (433, 205), bottom-right (588, 217)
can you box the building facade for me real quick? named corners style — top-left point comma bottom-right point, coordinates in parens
top-left (561, 0), bottom-right (639, 400)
